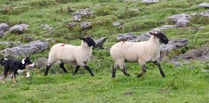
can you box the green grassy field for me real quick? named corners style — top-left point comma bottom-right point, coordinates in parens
top-left (0, 0), bottom-right (209, 103)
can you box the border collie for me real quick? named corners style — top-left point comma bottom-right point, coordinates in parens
top-left (0, 57), bottom-right (34, 84)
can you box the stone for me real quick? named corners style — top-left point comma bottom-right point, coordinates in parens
top-left (153, 25), bottom-right (176, 31)
top-left (142, 0), bottom-right (160, 3)
top-left (94, 37), bottom-right (107, 49)
top-left (35, 57), bottom-right (48, 69)
top-left (112, 21), bottom-right (121, 27)
top-left (68, 22), bottom-right (77, 28)
top-left (0, 23), bottom-right (9, 37)
top-left (0, 40), bottom-right (48, 58)
top-left (199, 10), bottom-right (209, 17)
top-left (175, 19), bottom-right (190, 27)
top-left (10, 24), bottom-right (29, 34)
top-left (42, 24), bottom-right (52, 30)
top-left (198, 3), bottom-right (209, 8)
top-left (72, 8), bottom-right (94, 21)
top-left (80, 22), bottom-right (92, 29)
top-left (168, 14), bottom-right (192, 27)
top-left (117, 33), bottom-right (140, 42)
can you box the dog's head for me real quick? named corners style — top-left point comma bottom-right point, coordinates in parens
top-left (22, 57), bottom-right (35, 68)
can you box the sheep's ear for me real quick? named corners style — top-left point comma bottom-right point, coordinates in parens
top-left (149, 31), bottom-right (159, 35)
top-left (149, 32), bottom-right (155, 35)
top-left (79, 37), bottom-right (85, 40)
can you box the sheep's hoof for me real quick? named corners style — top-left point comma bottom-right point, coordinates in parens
top-left (162, 75), bottom-right (166, 78)
top-left (125, 73), bottom-right (130, 76)
top-left (137, 73), bottom-right (143, 78)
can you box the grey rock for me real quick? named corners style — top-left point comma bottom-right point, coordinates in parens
top-left (73, 15), bottom-right (82, 21)
top-left (72, 8), bottom-right (94, 21)
top-left (198, 3), bottom-right (209, 8)
top-left (179, 47), bottom-right (209, 61)
top-left (42, 24), bottom-right (52, 30)
top-left (161, 39), bottom-right (189, 51)
top-left (138, 32), bottom-right (151, 41)
top-left (124, 0), bottom-right (138, 2)
top-left (117, 33), bottom-right (140, 42)
top-left (68, 22), bottom-right (77, 28)
top-left (94, 37), bottom-right (107, 49)
top-left (112, 21), bottom-right (121, 27)
top-left (142, 0), bottom-right (159, 3)
top-left (35, 57), bottom-right (48, 69)
top-left (175, 19), bottom-right (190, 27)
top-left (169, 14), bottom-right (192, 22)
top-left (199, 10), bottom-right (209, 17)
top-left (10, 24), bottom-right (29, 34)
top-left (153, 25), bottom-right (176, 31)
top-left (80, 22), bottom-right (92, 29)
top-left (0, 23), bottom-right (9, 37)
top-left (0, 40), bottom-right (49, 58)
top-left (168, 14), bottom-right (191, 27)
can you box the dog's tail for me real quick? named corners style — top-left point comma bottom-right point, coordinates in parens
top-left (0, 58), bottom-right (8, 65)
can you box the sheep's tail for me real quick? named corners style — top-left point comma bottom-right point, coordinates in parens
top-left (0, 58), bottom-right (7, 65)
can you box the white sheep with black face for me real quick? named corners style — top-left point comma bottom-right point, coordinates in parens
top-left (44, 37), bottom-right (96, 76)
top-left (110, 31), bottom-right (169, 78)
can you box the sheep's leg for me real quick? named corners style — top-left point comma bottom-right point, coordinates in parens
top-left (112, 64), bottom-right (117, 78)
top-left (73, 65), bottom-right (80, 75)
top-left (137, 65), bottom-right (146, 78)
top-left (121, 66), bottom-right (130, 76)
top-left (59, 63), bottom-right (68, 73)
top-left (83, 66), bottom-right (94, 76)
top-left (153, 61), bottom-right (166, 77)
top-left (44, 65), bottom-right (51, 76)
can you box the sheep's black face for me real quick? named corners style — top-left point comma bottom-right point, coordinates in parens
top-left (80, 37), bottom-right (96, 47)
top-left (150, 31), bottom-right (169, 44)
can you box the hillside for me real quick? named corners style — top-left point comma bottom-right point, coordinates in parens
top-left (0, 0), bottom-right (209, 103)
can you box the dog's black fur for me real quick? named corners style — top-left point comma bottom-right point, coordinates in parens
top-left (0, 57), bottom-right (33, 83)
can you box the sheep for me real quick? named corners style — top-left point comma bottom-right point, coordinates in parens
top-left (110, 31), bottom-right (169, 78)
top-left (44, 37), bottom-right (96, 76)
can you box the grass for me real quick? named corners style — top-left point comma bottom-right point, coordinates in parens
top-left (0, 0), bottom-right (209, 103)
top-left (0, 63), bottom-right (208, 103)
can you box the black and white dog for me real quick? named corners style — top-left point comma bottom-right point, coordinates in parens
top-left (0, 57), bottom-right (34, 84)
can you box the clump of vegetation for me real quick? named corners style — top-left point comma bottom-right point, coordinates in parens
top-left (30, 0), bottom-right (57, 8)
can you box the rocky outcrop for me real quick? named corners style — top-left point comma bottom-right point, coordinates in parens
top-left (161, 39), bottom-right (189, 51)
top-left (0, 40), bottom-right (49, 58)
top-left (72, 8), bottom-right (94, 21)
top-left (178, 47), bottom-right (209, 61)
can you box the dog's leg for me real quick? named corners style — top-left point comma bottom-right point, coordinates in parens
top-left (13, 72), bottom-right (17, 84)
top-left (2, 67), bottom-right (9, 84)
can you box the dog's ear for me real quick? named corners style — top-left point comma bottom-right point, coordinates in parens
top-left (0, 58), bottom-right (6, 65)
